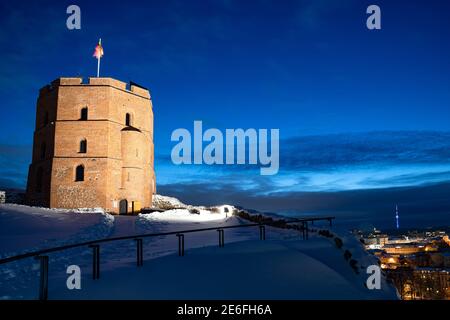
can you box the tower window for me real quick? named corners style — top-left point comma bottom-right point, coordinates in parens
top-left (125, 113), bottom-right (131, 126)
top-left (43, 112), bottom-right (49, 126)
top-left (75, 165), bottom-right (84, 182)
top-left (36, 167), bottom-right (43, 193)
top-left (80, 107), bottom-right (88, 120)
top-left (79, 139), bottom-right (87, 153)
top-left (40, 142), bottom-right (46, 159)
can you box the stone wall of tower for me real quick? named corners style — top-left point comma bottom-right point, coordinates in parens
top-left (25, 77), bottom-right (156, 214)
top-left (25, 84), bottom-right (58, 206)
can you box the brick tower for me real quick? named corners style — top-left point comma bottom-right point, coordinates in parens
top-left (25, 77), bottom-right (156, 214)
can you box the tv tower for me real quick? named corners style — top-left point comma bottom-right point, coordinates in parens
top-left (395, 205), bottom-right (400, 230)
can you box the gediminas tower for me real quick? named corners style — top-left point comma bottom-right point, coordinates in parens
top-left (25, 77), bottom-right (156, 214)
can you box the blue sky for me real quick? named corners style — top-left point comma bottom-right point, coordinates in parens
top-left (1, 0), bottom-right (449, 228)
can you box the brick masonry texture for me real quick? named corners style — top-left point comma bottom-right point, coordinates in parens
top-left (25, 77), bottom-right (156, 214)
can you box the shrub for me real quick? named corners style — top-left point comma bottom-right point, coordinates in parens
top-left (210, 207), bottom-right (220, 213)
top-left (349, 259), bottom-right (359, 274)
top-left (344, 250), bottom-right (352, 261)
top-left (237, 211), bottom-right (250, 220)
top-left (189, 208), bottom-right (200, 214)
top-left (319, 230), bottom-right (334, 238)
top-left (334, 237), bottom-right (343, 249)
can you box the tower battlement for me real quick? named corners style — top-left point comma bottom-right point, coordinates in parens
top-left (39, 77), bottom-right (151, 99)
top-left (27, 77), bottom-right (156, 214)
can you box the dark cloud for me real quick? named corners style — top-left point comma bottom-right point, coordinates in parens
top-left (157, 130), bottom-right (450, 175)
top-left (158, 180), bottom-right (450, 215)
top-left (281, 131), bottom-right (450, 171)
top-left (158, 181), bottom-right (450, 229)
top-left (360, 170), bottom-right (450, 187)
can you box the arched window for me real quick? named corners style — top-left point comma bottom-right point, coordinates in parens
top-left (125, 113), bottom-right (131, 126)
top-left (36, 167), bottom-right (43, 193)
top-left (43, 112), bottom-right (49, 126)
top-left (80, 107), bottom-right (88, 120)
top-left (79, 139), bottom-right (87, 153)
top-left (40, 142), bottom-right (46, 159)
top-left (75, 165), bottom-right (84, 182)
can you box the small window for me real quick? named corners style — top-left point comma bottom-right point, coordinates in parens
top-left (75, 165), bottom-right (84, 182)
top-left (40, 142), bottom-right (46, 159)
top-left (136, 149), bottom-right (139, 157)
top-left (43, 112), bottom-right (49, 126)
top-left (127, 172), bottom-right (130, 182)
top-left (125, 113), bottom-right (131, 126)
top-left (80, 107), bottom-right (88, 120)
top-left (79, 139), bottom-right (87, 153)
top-left (36, 167), bottom-right (43, 193)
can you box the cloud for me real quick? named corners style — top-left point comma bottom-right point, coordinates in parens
top-left (360, 170), bottom-right (450, 187)
top-left (160, 130), bottom-right (450, 172)
top-left (156, 130), bottom-right (450, 228)
top-left (281, 131), bottom-right (450, 171)
top-left (0, 144), bottom-right (31, 189)
top-left (156, 130), bottom-right (450, 191)
top-left (158, 180), bottom-right (450, 229)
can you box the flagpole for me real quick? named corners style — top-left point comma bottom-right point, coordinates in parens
top-left (97, 56), bottom-right (100, 77)
top-left (97, 38), bottom-right (102, 77)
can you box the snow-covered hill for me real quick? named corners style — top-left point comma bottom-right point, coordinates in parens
top-left (152, 194), bottom-right (189, 209)
top-left (0, 197), bottom-right (397, 300)
top-left (0, 204), bottom-right (113, 256)
top-left (53, 238), bottom-right (397, 300)
top-left (152, 194), bottom-right (235, 214)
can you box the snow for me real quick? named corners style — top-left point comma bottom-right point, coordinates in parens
top-left (0, 198), bottom-right (397, 300)
top-left (151, 194), bottom-right (235, 216)
top-left (152, 194), bottom-right (188, 209)
top-left (0, 204), bottom-right (113, 255)
top-left (139, 208), bottom-right (231, 223)
top-left (51, 238), bottom-right (397, 300)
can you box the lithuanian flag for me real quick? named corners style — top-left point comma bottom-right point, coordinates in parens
top-left (93, 39), bottom-right (104, 59)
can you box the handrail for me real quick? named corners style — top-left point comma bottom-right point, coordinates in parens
top-left (0, 216), bottom-right (334, 265)
top-left (0, 215), bottom-right (334, 300)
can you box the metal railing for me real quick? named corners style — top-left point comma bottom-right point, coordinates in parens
top-left (0, 216), bottom-right (334, 300)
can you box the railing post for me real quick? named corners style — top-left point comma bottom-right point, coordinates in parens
top-left (329, 218), bottom-right (333, 227)
top-left (305, 221), bottom-right (309, 240)
top-left (35, 255), bottom-right (49, 301)
top-left (301, 222), bottom-right (306, 240)
top-left (259, 225), bottom-right (266, 240)
top-left (88, 244), bottom-right (100, 279)
top-left (217, 229), bottom-right (224, 247)
top-left (176, 234), bottom-right (185, 256)
top-left (134, 238), bottom-right (143, 266)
